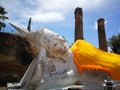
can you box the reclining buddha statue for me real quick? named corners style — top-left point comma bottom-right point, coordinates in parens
top-left (8, 23), bottom-right (120, 90)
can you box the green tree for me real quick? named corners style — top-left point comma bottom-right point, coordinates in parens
top-left (0, 6), bottom-right (9, 31)
top-left (108, 33), bottom-right (120, 54)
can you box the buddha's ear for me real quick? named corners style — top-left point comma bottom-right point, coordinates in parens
top-left (9, 23), bottom-right (28, 37)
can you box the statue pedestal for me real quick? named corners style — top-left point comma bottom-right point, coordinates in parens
top-left (7, 83), bottom-right (22, 90)
top-left (7, 83), bottom-right (86, 90)
top-left (62, 85), bottom-right (86, 90)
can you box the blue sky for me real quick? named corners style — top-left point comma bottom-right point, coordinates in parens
top-left (1, 0), bottom-right (120, 47)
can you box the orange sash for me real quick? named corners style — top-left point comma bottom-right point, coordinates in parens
top-left (70, 40), bottom-right (120, 80)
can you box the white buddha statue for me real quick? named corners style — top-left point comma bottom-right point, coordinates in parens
top-left (9, 23), bottom-right (80, 90)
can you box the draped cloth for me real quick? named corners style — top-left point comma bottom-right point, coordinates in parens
top-left (70, 40), bottom-right (120, 80)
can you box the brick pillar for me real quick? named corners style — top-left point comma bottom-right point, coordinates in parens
top-left (74, 7), bottom-right (84, 42)
top-left (97, 18), bottom-right (108, 52)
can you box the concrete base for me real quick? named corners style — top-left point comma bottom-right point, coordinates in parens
top-left (63, 85), bottom-right (86, 90)
top-left (7, 83), bottom-right (86, 90)
top-left (7, 83), bottom-right (22, 90)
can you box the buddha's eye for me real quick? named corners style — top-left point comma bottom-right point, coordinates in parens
top-left (54, 43), bottom-right (57, 46)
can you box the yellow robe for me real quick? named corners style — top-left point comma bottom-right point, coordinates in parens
top-left (70, 40), bottom-right (120, 80)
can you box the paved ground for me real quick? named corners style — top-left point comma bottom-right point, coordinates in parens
top-left (0, 87), bottom-right (7, 90)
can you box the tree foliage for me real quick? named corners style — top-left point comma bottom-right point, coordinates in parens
top-left (108, 33), bottom-right (120, 54)
top-left (0, 6), bottom-right (9, 31)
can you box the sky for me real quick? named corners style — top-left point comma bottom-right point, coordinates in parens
top-left (1, 0), bottom-right (120, 47)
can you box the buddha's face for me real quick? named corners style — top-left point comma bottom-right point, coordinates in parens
top-left (10, 23), bottom-right (70, 58)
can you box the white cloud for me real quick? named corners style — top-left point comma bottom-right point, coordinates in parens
top-left (73, 0), bottom-right (104, 10)
top-left (1, 0), bottom-right (105, 24)
top-left (30, 11), bottom-right (64, 23)
top-left (94, 21), bottom-right (98, 30)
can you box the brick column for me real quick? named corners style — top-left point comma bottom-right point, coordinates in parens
top-left (74, 7), bottom-right (84, 42)
top-left (97, 18), bottom-right (108, 52)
